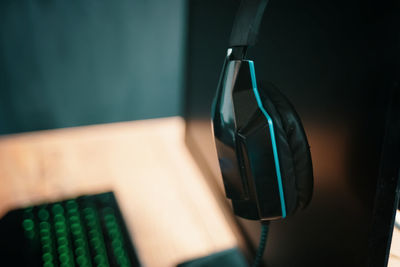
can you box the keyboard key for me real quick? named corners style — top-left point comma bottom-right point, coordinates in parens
top-left (18, 192), bottom-right (139, 267)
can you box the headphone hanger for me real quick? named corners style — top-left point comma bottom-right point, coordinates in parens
top-left (229, 0), bottom-right (269, 60)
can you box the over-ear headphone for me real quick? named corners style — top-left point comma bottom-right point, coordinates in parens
top-left (212, 0), bottom-right (313, 221)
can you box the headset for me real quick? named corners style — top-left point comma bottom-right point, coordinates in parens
top-left (212, 0), bottom-right (314, 222)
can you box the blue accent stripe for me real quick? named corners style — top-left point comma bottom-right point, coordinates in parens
top-left (248, 61), bottom-right (287, 218)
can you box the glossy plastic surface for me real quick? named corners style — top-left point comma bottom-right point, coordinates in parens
top-left (212, 58), bottom-right (284, 220)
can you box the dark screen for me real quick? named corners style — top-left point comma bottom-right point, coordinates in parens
top-left (184, 0), bottom-right (400, 266)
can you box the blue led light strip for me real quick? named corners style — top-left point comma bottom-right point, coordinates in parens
top-left (248, 60), bottom-right (287, 218)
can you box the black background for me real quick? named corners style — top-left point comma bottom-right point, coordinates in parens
top-left (184, 0), bottom-right (400, 266)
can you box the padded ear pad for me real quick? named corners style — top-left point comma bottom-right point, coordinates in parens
top-left (258, 82), bottom-right (313, 215)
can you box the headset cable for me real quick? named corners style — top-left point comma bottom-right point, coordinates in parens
top-left (252, 222), bottom-right (269, 267)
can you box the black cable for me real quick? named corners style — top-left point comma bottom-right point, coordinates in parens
top-left (252, 222), bottom-right (269, 267)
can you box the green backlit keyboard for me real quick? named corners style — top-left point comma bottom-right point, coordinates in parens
top-left (0, 192), bottom-right (141, 267)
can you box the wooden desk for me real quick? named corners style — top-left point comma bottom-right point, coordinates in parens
top-left (389, 213), bottom-right (400, 267)
top-left (0, 117), bottom-right (244, 267)
top-left (0, 116), bottom-right (398, 266)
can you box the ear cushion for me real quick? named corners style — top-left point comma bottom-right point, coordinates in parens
top-left (258, 82), bottom-right (313, 214)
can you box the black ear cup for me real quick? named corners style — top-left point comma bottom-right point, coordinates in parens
top-left (258, 82), bottom-right (313, 214)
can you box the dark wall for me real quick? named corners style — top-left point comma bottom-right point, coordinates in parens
top-left (184, 0), bottom-right (400, 266)
top-left (0, 0), bottom-right (186, 134)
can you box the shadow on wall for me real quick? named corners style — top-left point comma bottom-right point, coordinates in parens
top-left (0, 0), bottom-right (186, 134)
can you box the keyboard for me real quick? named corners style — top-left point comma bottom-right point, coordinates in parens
top-left (0, 192), bottom-right (141, 267)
